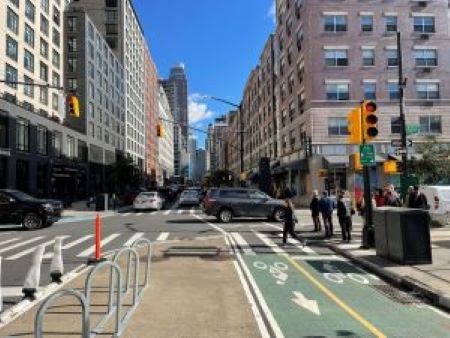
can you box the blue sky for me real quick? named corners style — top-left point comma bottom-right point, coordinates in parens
top-left (133, 0), bottom-right (275, 148)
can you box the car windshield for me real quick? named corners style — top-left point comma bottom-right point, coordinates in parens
top-left (183, 191), bottom-right (198, 197)
top-left (138, 192), bottom-right (156, 198)
top-left (8, 190), bottom-right (37, 202)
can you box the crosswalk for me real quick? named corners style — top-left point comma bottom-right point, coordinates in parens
top-left (120, 208), bottom-right (204, 217)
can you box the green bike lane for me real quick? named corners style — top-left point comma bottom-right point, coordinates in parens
top-left (242, 247), bottom-right (450, 337)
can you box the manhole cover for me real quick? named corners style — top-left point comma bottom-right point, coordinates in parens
top-left (163, 246), bottom-right (221, 257)
top-left (371, 284), bottom-right (422, 304)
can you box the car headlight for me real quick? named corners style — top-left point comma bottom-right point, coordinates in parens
top-left (41, 203), bottom-right (54, 212)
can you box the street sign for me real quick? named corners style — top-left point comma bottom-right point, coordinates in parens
top-left (391, 139), bottom-right (413, 148)
top-left (360, 144), bottom-right (376, 166)
top-left (395, 148), bottom-right (407, 155)
top-left (406, 124), bottom-right (420, 135)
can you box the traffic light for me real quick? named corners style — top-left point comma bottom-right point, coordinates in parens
top-left (362, 100), bottom-right (378, 142)
top-left (156, 123), bottom-right (164, 137)
top-left (350, 153), bottom-right (363, 171)
top-left (347, 105), bottom-right (362, 144)
top-left (67, 95), bottom-right (80, 117)
top-left (384, 160), bottom-right (398, 174)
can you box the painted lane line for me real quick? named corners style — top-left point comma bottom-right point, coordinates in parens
top-left (178, 210), bottom-right (184, 214)
top-left (43, 235), bottom-right (94, 259)
top-left (76, 233), bottom-right (121, 257)
top-left (156, 232), bottom-right (170, 241)
top-left (121, 213), bottom-right (131, 217)
top-left (285, 255), bottom-right (387, 338)
top-left (255, 233), bottom-right (285, 254)
top-left (123, 233), bottom-right (145, 247)
top-left (136, 213), bottom-right (143, 216)
top-left (0, 238), bottom-right (21, 247)
top-left (0, 236), bottom-right (45, 254)
top-left (231, 233), bottom-right (256, 255)
top-left (6, 236), bottom-right (70, 260)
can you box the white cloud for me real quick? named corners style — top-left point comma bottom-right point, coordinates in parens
top-left (267, 1), bottom-right (276, 23)
top-left (188, 93), bottom-right (214, 124)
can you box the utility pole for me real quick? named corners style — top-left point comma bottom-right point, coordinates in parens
top-left (397, 31), bottom-right (408, 178)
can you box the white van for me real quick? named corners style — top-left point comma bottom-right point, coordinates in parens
top-left (419, 186), bottom-right (450, 226)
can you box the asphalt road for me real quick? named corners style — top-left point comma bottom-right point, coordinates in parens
top-left (0, 202), bottom-right (449, 337)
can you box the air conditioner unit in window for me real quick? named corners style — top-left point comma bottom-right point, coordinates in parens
top-left (420, 33), bottom-right (430, 40)
top-left (422, 67), bottom-right (432, 73)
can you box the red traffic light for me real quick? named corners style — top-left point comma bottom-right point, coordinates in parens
top-left (365, 102), bottom-right (377, 113)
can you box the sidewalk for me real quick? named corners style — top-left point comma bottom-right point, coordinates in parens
top-left (325, 222), bottom-right (450, 312)
top-left (62, 199), bottom-right (132, 218)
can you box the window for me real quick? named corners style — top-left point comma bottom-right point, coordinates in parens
top-left (6, 35), bottom-right (18, 61)
top-left (363, 83), bottom-right (376, 99)
top-left (9, 0), bottom-right (19, 8)
top-left (52, 131), bottom-right (62, 157)
top-left (289, 130), bottom-right (296, 148)
top-left (97, 126), bottom-right (102, 140)
top-left (37, 125), bottom-right (48, 155)
top-left (413, 16), bottom-right (435, 33)
top-left (385, 15), bottom-right (397, 32)
top-left (88, 42), bottom-right (94, 59)
top-left (67, 16), bottom-right (77, 32)
top-left (25, 0), bottom-right (35, 22)
top-left (52, 28), bottom-right (60, 46)
top-left (40, 38), bottom-right (49, 58)
top-left (66, 136), bottom-right (75, 159)
top-left (88, 62), bottom-right (95, 78)
top-left (52, 49), bottom-right (60, 68)
top-left (24, 49), bottom-right (34, 72)
top-left (328, 117), bottom-right (349, 136)
top-left (52, 93), bottom-right (58, 110)
top-left (88, 102), bottom-right (94, 118)
top-left (41, 0), bottom-right (49, 13)
top-left (7, 8), bottom-right (19, 34)
top-left (52, 72), bottom-right (60, 88)
top-left (326, 83), bottom-right (349, 101)
top-left (0, 117), bottom-right (7, 149)
top-left (24, 24), bottom-right (35, 47)
top-left (420, 116), bottom-right (441, 134)
top-left (67, 57), bottom-right (77, 72)
top-left (361, 15), bottom-right (373, 32)
top-left (88, 122), bottom-right (94, 138)
top-left (416, 83), bottom-right (439, 99)
top-left (105, 0), bottom-right (118, 7)
top-left (39, 87), bottom-right (48, 104)
top-left (325, 49), bottom-right (348, 66)
top-left (40, 14), bottom-right (49, 36)
top-left (388, 82), bottom-right (400, 100)
top-left (362, 49), bottom-right (375, 66)
top-left (391, 117), bottom-right (402, 134)
top-left (53, 6), bottom-right (60, 25)
top-left (415, 49), bottom-right (437, 67)
top-left (68, 78), bottom-right (77, 90)
top-left (387, 50), bottom-right (398, 67)
top-left (24, 76), bottom-right (34, 97)
top-left (89, 83), bottom-right (95, 99)
top-left (68, 37), bottom-right (77, 52)
top-left (5, 64), bottom-right (18, 88)
top-left (16, 119), bottom-right (30, 152)
top-left (40, 62), bottom-right (48, 81)
top-left (324, 15), bottom-right (347, 32)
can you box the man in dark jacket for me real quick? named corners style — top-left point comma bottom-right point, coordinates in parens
top-left (337, 192), bottom-right (354, 242)
top-left (408, 186), bottom-right (429, 210)
top-left (282, 199), bottom-right (305, 246)
top-left (319, 191), bottom-right (334, 238)
top-left (310, 190), bottom-right (321, 232)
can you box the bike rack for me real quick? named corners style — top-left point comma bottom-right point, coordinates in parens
top-left (111, 247), bottom-right (140, 306)
top-left (34, 288), bottom-right (90, 338)
top-left (84, 260), bottom-right (122, 337)
top-left (131, 238), bottom-right (153, 295)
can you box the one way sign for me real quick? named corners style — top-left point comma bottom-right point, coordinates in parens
top-left (391, 139), bottom-right (413, 148)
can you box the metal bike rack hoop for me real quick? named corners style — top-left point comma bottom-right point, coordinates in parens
top-left (112, 247), bottom-right (140, 305)
top-left (131, 238), bottom-right (153, 290)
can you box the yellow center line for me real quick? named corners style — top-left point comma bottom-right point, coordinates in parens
top-left (285, 255), bottom-right (387, 338)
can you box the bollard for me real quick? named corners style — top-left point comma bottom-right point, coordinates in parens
top-left (50, 237), bottom-right (64, 284)
top-left (22, 244), bottom-right (45, 300)
top-left (88, 213), bottom-right (105, 265)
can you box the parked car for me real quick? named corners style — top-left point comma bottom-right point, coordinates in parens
top-left (419, 185), bottom-right (450, 226)
top-left (179, 190), bottom-right (200, 206)
top-left (203, 188), bottom-right (286, 223)
top-left (133, 192), bottom-right (165, 211)
top-left (0, 189), bottom-right (63, 230)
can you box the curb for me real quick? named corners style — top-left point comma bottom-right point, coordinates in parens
top-left (326, 243), bottom-right (450, 312)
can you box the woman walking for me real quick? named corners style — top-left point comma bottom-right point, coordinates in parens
top-left (282, 198), bottom-right (306, 246)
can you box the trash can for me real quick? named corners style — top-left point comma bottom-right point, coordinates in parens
top-left (385, 208), bottom-right (432, 265)
top-left (373, 207), bottom-right (390, 258)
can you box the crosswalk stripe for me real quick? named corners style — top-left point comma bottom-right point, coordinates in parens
top-left (136, 213), bottom-right (143, 216)
top-left (121, 213), bottom-right (131, 217)
top-left (231, 233), bottom-right (255, 255)
top-left (178, 210), bottom-right (184, 214)
top-left (163, 210), bottom-right (171, 215)
top-left (123, 233), bottom-right (144, 247)
top-left (0, 236), bottom-right (45, 254)
top-left (43, 235), bottom-right (94, 259)
top-left (190, 208), bottom-right (195, 214)
top-left (0, 238), bottom-right (21, 247)
top-left (156, 232), bottom-right (170, 241)
top-left (274, 233), bottom-right (315, 254)
top-left (76, 233), bottom-right (121, 257)
top-left (255, 233), bottom-right (284, 254)
top-left (7, 236), bottom-right (70, 260)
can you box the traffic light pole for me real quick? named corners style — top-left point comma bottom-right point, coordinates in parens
top-left (397, 31), bottom-right (408, 178)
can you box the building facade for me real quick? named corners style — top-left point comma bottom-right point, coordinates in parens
top-left (157, 83), bottom-right (174, 185)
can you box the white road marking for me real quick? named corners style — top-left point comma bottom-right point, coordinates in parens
top-left (121, 213), bottom-right (131, 217)
top-left (136, 213), bottom-right (143, 216)
top-left (123, 233), bottom-right (144, 247)
top-left (273, 233), bottom-right (316, 255)
top-left (163, 210), bottom-right (171, 215)
top-left (0, 238), bottom-right (21, 247)
top-left (0, 236), bottom-right (45, 254)
top-left (190, 208), bottom-right (195, 214)
top-left (291, 291), bottom-right (321, 316)
top-left (178, 210), bottom-right (184, 214)
top-left (231, 232), bottom-right (255, 255)
top-left (43, 235), bottom-right (94, 259)
top-left (7, 236), bottom-right (70, 260)
top-left (256, 233), bottom-right (285, 254)
top-left (76, 233), bottom-right (120, 257)
top-left (156, 232), bottom-right (170, 241)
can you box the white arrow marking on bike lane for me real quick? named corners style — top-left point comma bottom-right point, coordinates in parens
top-left (291, 291), bottom-right (321, 316)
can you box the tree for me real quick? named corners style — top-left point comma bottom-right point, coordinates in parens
top-left (112, 153), bottom-right (141, 193)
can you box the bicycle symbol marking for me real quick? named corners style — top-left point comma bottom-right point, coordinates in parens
top-left (253, 261), bottom-right (289, 285)
top-left (322, 262), bottom-right (370, 285)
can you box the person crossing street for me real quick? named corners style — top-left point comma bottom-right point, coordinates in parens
top-left (281, 198), bottom-right (306, 247)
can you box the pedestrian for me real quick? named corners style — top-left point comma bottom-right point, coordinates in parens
top-left (309, 190), bottom-right (321, 232)
top-left (374, 189), bottom-right (385, 207)
top-left (404, 186), bottom-right (414, 207)
top-left (408, 185), bottom-right (429, 210)
top-left (384, 187), bottom-right (401, 207)
top-left (337, 191), bottom-right (355, 242)
top-left (319, 191), bottom-right (334, 238)
top-left (282, 198), bottom-right (305, 246)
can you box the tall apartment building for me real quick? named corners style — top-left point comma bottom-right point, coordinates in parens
top-left (63, 8), bottom-right (126, 193)
top-left (188, 135), bottom-right (197, 181)
top-left (157, 84), bottom-right (174, 185)
top-left (234, 0), bottom-right (450, 200)
top-left (161, 64), bottom-right (189, 177)
top-left (70, 0), bottom-right (148, 170)
top-left (0, 0), bottom-right (69, 118)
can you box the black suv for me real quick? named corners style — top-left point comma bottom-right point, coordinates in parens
top-left (0, 190), bottom-right (63, 230)
top-left (203, 188), bottom-right (286, 223)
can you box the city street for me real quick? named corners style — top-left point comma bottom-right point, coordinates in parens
top-left (1, 201), bottom-right (449, 337)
